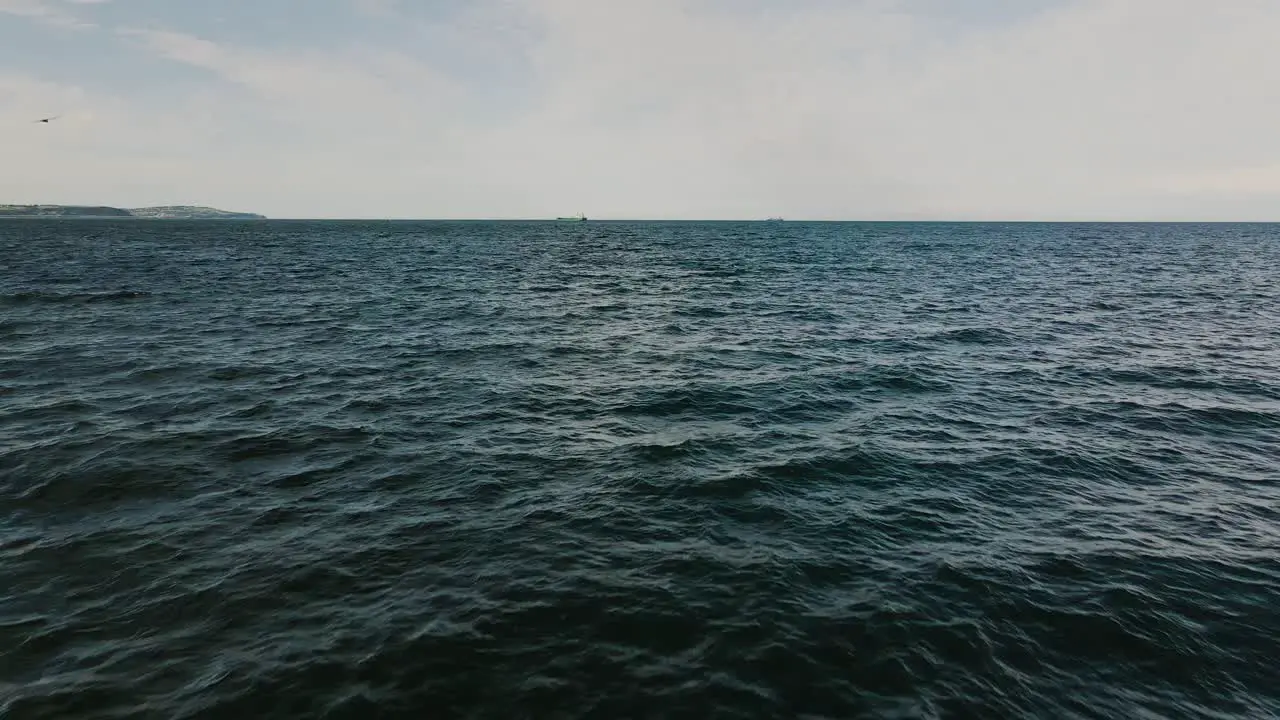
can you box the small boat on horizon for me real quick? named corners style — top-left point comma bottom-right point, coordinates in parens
top-left (557, 213), bottom-right (588, 222)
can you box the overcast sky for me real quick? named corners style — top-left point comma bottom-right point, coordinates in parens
top-left (2, 0), bottom-right (1278, 219)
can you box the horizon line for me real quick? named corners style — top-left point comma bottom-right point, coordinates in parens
top-left (6, 215), bottom-right (1280, 224)
top-left (231, 217), bottom-right (1280, 223)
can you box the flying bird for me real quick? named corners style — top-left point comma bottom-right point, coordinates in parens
top-left (34, 116), bottom-right (60, 124)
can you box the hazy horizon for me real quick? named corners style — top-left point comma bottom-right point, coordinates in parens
top-left (4, 0), bottom-right (1280, 221)
top-left (11, 213), bottom-right (1280, 224)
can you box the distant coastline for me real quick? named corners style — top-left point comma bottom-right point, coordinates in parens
top-left (0, 204), bottom-right (266, 219)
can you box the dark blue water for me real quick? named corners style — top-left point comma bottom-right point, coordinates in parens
top-left (2, 220), bottom-right (1278, 719)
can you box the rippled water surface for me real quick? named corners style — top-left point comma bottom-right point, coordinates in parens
top-left (2, 220), bottom-right (1279, 719)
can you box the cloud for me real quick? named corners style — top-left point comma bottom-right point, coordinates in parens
top-left (3, 0), bottom-right (1280, 218)
top-left (1152, 165), bottom-right (1280, 197)
top-left (121, 28), bottom-right (456, 106)
top-left (349, 0), bottom-right (400, 19)
top-left (0, 71), bottom-right (229, 210)
top-left (95, 27), bottom-right (482, 214)
top-left (0, 0), bottom-right (94, 28)
top-left (443, 0), bottom-right (1280, 219)
top-left (886, 0), bottom-right (1280, 217)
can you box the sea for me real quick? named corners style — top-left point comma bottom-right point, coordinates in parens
top-left (1, 220), bottom-right (1278, 719)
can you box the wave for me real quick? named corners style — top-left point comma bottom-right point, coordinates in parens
top-left (3, 220), bottom-right (1279, 719)
top-left (1, 290), bottom-right (153, 305)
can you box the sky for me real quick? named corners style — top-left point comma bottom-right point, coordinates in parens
top-left (2, 0), bottom-right (1279, 220)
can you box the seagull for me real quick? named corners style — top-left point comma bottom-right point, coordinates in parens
top-left (34, 116), bottom-right (60, 124)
